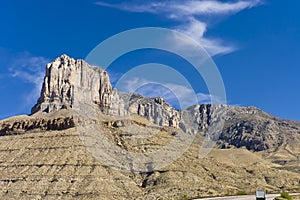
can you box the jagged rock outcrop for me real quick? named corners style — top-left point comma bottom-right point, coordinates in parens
top-left (32, 55), bottom-right (182, 128)
top-left (121, 93), bottom-right (181, 128)
top-left (186, 104), bottom-right (227, 130)
top-left (0, 116), bottom-right (75, 135)
top-left (31, 54), bottom-right (126, 116)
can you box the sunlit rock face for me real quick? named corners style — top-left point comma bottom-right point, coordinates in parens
top-left (31, 54), bottom-right (126, 116)
top-left (31, 55), bottom-right (183, 128)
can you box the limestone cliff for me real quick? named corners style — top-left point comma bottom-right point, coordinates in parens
top-left (31, 54), bottom-right (126, 116)
top-left (31, 55), bottom-right (182, 128)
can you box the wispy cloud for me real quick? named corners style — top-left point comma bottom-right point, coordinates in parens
top-left (95, 0), bottom-right (262, 56)
top-left (8, 52), bottom-right (49, 104)
top-left (177, 18), bottom-right (236, 55)
top-left (168, 0), bottom-right (261, 16)
top-left (95, 0), bottom-right (261, 16)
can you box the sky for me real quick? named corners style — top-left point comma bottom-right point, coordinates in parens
top-left (0, 0), bottom-right (299, 121)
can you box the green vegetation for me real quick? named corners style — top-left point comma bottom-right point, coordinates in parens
top-left (280, 192), bottom-right (292, 200)
top-left (178, 194), bottom-right (189, 200)
top-left (236, 191), bottom-right (248, 195)
top-left (275, 192), bottom-right (292, 200)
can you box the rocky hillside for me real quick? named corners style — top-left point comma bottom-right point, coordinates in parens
top-left (30, 55), bottom-right (300, 154)
top-left (0, 111), bottom-right (299, 199)
top-left (0, 55), bottom-right (299, 199)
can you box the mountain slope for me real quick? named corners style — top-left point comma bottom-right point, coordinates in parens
top-left (0, 55), bottom-right (299, 199)
top-left (0, 111), bottom-right (299, 199)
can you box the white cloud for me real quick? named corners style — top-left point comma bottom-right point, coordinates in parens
top-left (94, 1), bottom-right (165, 14)
top-left (95, 0), bottom-right (262, 56)
top-left (8, 52), bottom-right (49, 104)
top-left (170, 0), bottom-right (261, 16)
top-left (176, 18), bottom-right (236, 56)
top-left (95, 0), bottom-right (261, 16)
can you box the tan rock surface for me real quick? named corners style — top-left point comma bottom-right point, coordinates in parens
top-left (0, 113), bottom-right (299, 199)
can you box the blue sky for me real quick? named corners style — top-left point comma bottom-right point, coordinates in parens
top-left (0, 0), bottom-right (299, 121)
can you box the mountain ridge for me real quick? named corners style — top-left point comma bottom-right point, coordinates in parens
top-left (0, 54), bottom-right (299, 199)
top-left (28, 55), bottom-right (300, 153)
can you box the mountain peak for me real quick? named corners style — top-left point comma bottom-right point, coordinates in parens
top-left (31, 56), bottom-right (190, 128)
top-left (31, 55), bottom-right (125, 116)
top-left (29, 55), bottom-right (300, 154)
top-left (53, 54), bottom-right (74, 63)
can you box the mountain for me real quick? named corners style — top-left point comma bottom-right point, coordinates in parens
top-left (0, 55), bottom-right (299, 199)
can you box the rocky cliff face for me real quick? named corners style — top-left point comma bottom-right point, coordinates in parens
top-left (31, 55), bottom-right (228, 130)
top-left (218, 106), bottom-right (300, 151)
top-left (121, 93), bottom-right (181, 128)
top-left (0, 115), bottom-right (74, 135)
top-left (31, 54), bottom-right (126, 116)
top-left (32, 55), bottom-right (182, 128)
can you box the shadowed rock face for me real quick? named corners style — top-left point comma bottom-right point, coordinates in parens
top-left (0, 116), bottom-right (74, 135)
top-left (218, 106), bottom-right (300, 152)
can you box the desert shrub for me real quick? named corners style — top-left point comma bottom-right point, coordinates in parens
top-left (236, 191), bottom-right (248, 195)
top-left (280, 192), bottom-right (292, 200)
top-left (179, 194), bottom-right (189, 199)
